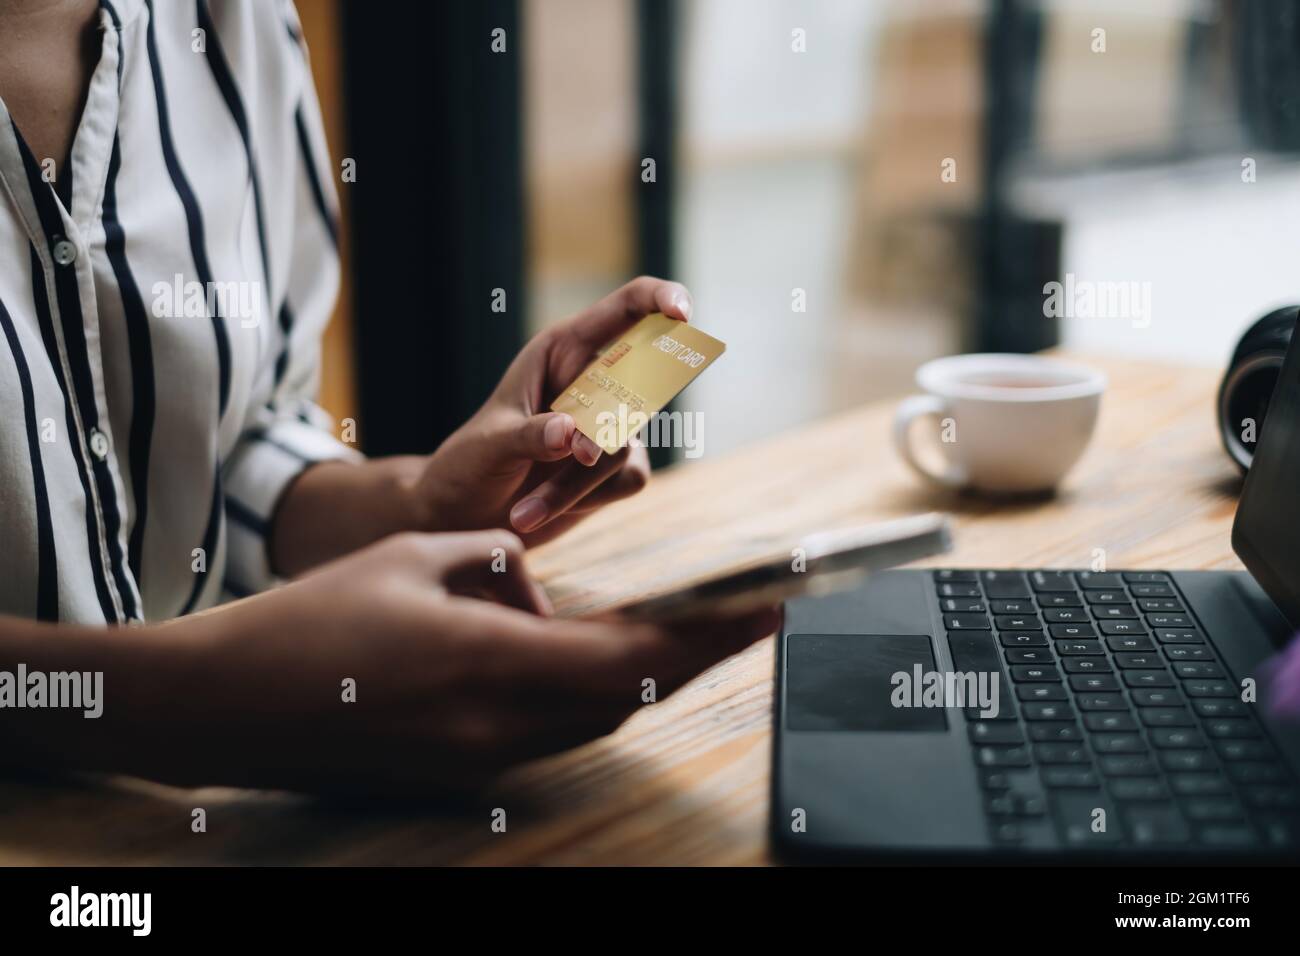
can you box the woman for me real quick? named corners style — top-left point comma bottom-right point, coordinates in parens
top-left (0, 0), bottom-right (775, 791)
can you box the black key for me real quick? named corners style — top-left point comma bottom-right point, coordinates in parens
top-left (1093, 604), bottom-right (1140, 620)
top-left (948, 631), bottom-right (1000, 672)
top-left (965, 706), bottom-right (1017, 722)
top-left (1150, 728), bottom-right (1204, 749)
top-left (935, 570), bottom-right (977, 582)
top-left (1076, 693), bottom-right (1126, 711)
top-left (1110, 778), bottom-right (1167, 801)
top-left (1123, 572), bottom-right (1170, 584)
top-left (1037, 593), bottom-right (1083, 607)
top-left (1050, 792), bottom-right (1122, 844)
top-left (1130, 584), bottom-right (1174, 598)
top-left (991, 599), bottom-right (1035, 614)
top-left (1156, 629), bottom-right (1204, 644)
top-left (1005, 648), bottom-right (1053, 664)
top-left (1191, 699), bottom-right (1246, 718)
top-left (1040, 768), bottom-right (1099, 788)
top-left (1083, 590), bottom-right (1127, 604)
top-left (1029, 571), bottom-right (1076, 593)
top-left (980, 572), bottom-right (1031, 599)
top-left (1114, 652), bottom-right (1163, 669)
top-left (969, 722), bottom-right (1025, 745)
top-left (1035, 742), bottom-right (1090, 764)
top-left (1084, 712), bottom-right (1137, 732)
top-left (1091, 733), bottom-right (1146, 754)
top-left (1112, 655), bottom-right (1164, 671)
top-left (982, 770), bottom-right (1024, 790)
top-left (1098, 619), bottom-right (1147, 636)
top-left (976, 746), bottom-right (1031, 768)
top-left (1183, 798), bottom-right (1244, 823)
top-left (1049, 623), bottom-right (1096, 639)
top-left (1169, 773), bottom-right (1230, 796)
top-left (1000, 631), bottom-right (1048, 648)
top-left (945, 613), bottom-right (991, 630)
top-left (1043, 607), bottom-right (1088, 623)
top-left (1017, 684), bottom-right (1067, 702)
top-left (1069, 674), bottom-right (1119, 692)
top-left (1023, 702), bottom-right (1074, 721)
top-left (1123, 806), bottom-right (1190, 846)
top-left (1146, 613), bottom-right (1192, 628)
top-left (938, 584), bottom-right (981, 598)
top-left (1076, 572), bottom-right (1124, 589)
top-left (1241, 786), bottom-right (1300, 810)
top-left (1182, 680), bottom-right (1234, 698)
top-left (1140, 707), bottom-right (1194, 728)
top-left (1159, 751), bottom-right (1213, 772)
top-left (1139, 597), bottom-right (1184, 612)
top-left (1215, 740), bottom-right (1273, 761)
top-left (1227, 763), bottom-right (1286, 784)
top-left (1056, 640), bottom-right (1104, 656)
top-left (1010, 665), bottom-right (1061, 682)
top-left (1198, 825), bottom-right (1257, 848)
top-left (1028, 722), bottom-right (1082, 742)
top-left (994, 615), bottom-right (1039, 630)
top-left (985, 792), bottom-right (1047, 818)
top-left (1099, 754), bottom-right (1157, 776)
top-left (1172, 662), bottom-right (1223, 679)
top-left (1106, 635), bottom-right (1155, 652)
top-left (1123, 670), bottom-right (1174, 688)
top-left (1203, 718), bottom-right (1260, 739)
top-left (941, 598), bottom-right (985, 613)
top-left (1131, 688), bottom-right (1182, 707)
top-left (1163, 645), bottom-right (1212, 661)
top-left (1063, 657), bottom-right (1112, 674)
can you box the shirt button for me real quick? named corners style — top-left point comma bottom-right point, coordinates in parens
top-left (52, 237), bottom-right (78, 266)
top-left (88, 429), bottom-right (110, 461)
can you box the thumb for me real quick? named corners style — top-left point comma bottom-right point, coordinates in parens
top-left (422, 530), bottom-right (552, 616)
top-left (497, 411), bottom-right (576, 465)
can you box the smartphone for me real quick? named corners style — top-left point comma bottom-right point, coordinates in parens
top-left (613, 512), bottom-right (953, 622)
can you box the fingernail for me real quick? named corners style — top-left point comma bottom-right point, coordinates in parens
top-left (574, 432), bottom-right (601, 465)
top-left (672, 290), bottom-right (692, 320)
top-left (510, 497), bottom-right (548, 532)
top-left (544, 414), bottom-right (571, 451)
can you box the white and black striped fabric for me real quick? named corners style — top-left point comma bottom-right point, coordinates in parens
top-left (0, 0), bottom-right (355, 624)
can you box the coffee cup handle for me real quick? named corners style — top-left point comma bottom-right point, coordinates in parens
top-left (892, 394), bottom-right (968, 488)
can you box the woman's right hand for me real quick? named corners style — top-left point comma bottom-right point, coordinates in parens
top-left (86, 530), bottom-right (777, 794)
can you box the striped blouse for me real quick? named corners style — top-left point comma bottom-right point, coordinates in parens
top-left (0, 0), bottom-right (354, 625)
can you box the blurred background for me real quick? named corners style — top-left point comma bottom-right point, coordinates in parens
top-left (299, 0), bottom-right (1300, 462)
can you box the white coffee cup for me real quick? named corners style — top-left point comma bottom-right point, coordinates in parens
top-left (892, 353), bottom-right (1106, 493)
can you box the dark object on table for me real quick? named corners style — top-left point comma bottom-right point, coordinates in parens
top-left (1218, 306), bottom-right (1299, 470)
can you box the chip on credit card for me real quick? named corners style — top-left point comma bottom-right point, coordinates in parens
top-left (550, 313), bottom-right (726, 454)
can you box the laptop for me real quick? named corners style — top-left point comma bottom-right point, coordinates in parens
top-left (772, 326), bottom-right (1300, 861)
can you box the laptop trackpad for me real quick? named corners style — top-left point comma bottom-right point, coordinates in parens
top-left (786, 634), bottom-right (946, 732)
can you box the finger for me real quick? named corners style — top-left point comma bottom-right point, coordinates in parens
top-left (570, 429), bottom-right (601, 466)
top-left (443, 600), bottom-right (778, 710)
top-left (568, 449), bottom-right (649, 511)
top-left (514, 457), bottom-right (651, 546)
top-left (404, 531), bottom-right (550, 615)
top-left (544, 606), bottom-right (781, 704)
top-left (513, 411), bottom-right (577, 463)
top-left (567, 276), bottom-right (693, 349)
top-left (508, 449), bottom-right (630, 533)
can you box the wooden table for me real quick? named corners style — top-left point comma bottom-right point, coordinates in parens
top-left (0, 353), bottom-right (1246, 865)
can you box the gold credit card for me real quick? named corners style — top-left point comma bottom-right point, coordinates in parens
top-left (550, 313), bottom-right (726, 454)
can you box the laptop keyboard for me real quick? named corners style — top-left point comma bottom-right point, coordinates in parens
top-left (938, 569), bottom-right (1300, 853)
